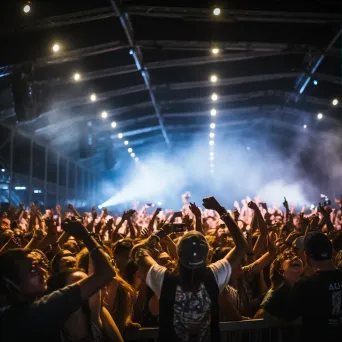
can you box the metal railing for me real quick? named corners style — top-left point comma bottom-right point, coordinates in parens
top-left (124, 319), bottom-right (301, 342)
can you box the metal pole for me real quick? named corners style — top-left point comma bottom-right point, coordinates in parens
top-left (65, 160), bottom-right (69, 202)
top-left (28, 139), bottom-right (33, 205)
top-left (8, 129), bottom-right (14, 205)
top-left (56, 153), bottom-right (60, 204)
top-left (74, 164), bottom-right (78, 205)
top-left (44, 148), bottom-right (48, 207)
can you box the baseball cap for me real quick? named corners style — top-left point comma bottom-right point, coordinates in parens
top-left (304, 232), bottom-right (332, 261)
top-left (177, 231), bottom-right (209, 269)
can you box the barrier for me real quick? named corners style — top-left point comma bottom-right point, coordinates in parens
top-left (124, 319), bottom-right (301, 342)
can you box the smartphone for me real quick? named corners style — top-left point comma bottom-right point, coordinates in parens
top-left (164, 223), bottom-right (187, 233)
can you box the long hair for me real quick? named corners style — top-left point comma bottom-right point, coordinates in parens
top-left (178, 264), bottom-right (207, 293)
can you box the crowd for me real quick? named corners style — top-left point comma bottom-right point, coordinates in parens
top-left (0, 192), bottom-right (342, 342)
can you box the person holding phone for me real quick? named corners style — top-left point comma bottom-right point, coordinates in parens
top-left (132, 196), bottom-right (248, 342)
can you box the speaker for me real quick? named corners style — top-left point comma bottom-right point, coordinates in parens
top-left (11, 63), bottom-right (40, 122)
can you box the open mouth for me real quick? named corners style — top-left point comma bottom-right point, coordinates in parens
top-left (290, 259), bottom-right (302, 268)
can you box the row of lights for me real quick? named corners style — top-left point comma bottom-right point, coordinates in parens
top-left (209, 75), bottom-right (218, 174)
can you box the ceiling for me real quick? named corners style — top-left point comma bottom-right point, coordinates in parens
top-left (0, 0), bottom-right (341, 173)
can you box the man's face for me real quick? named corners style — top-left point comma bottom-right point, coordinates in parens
top-left (19, 253), bottom-right (48, 297)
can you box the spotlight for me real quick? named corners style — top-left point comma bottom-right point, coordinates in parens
top-left (52, 43), bottom-right (60, 53)
top-left (118, 133), bottom-right (123, 139)
top-left (90, 93), bottom-right (96, 102)
top-left (210, 163), bottom-right (215, 168)
top-left (211, 48), bottom-right (220, 55)
top-left (210, 75), bottom-right (218, 83)
top-left (131, 153), bottom-right (135, 158)
top-left (1, 169), bottom-right (5, 172)
top-left (124, 140), bottom-right (129, 145)
top-left (209, 140), bottom-right (215, 146)
top-left (111, 121), bottom-right (117, 128)
top-left (157, 201), bottom-right (163, 206)
top-left (209, 132), bottom-right (215, 138)
top-left (213, 7), bottom-right (221, 15)
top-left (313, 80), bottom-right (318, 86)
top-left (317, 113), bottom-right (323, 120)
top-left (98, 205), bottom-right (103, 209)
top-left (209, 156), bottom-right (214, 161)
top-left (332, 98), bottom-right (339, 106)
top-left (73, 73), bottom-right (81, 81)
top-left (211, 93), bottom-right (218, 101)
top-left (209, 152), bottom-right (214, 156)
top-left (23, 2), bottom-right (31, 13)
top-left (101, 111), bottom-right (107, 119)
top-left (210, 109), bottom-right (217, 116)
top-left (135, 157), bottom-right (139, 162)
top-left (303, 124), bottom-right (307, 129)
top-left (210, 123), bottom-right (216, 129)
top-left (128, 148), bottom-right (133, 153)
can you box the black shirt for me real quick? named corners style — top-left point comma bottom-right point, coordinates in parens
top-left (0, 284), bottom-right (83, 342)
top-left (286, 269), bottom-right (342, 341)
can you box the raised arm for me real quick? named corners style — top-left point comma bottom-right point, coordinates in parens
top-left (189, 202), bottom-right (204, 234)
top-left (202, 196), bottom-right (248, 269)
top-left (147, 208), bottom-right (161, 233)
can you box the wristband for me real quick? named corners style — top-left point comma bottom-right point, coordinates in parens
top-left (220, 212), bottom-right (230, 220)
top-left (90, 246), bottom-right (102, 256)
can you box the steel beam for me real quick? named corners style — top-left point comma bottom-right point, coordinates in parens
top-left (109, 0), bottom-right (171, 147)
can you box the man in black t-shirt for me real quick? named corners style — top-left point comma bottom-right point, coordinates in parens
top-left (285, 232), bottom-right (342, 341)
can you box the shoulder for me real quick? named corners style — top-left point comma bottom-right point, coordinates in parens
top-left (146, 264), bottom-right (168, 299)
top-left (209, 259), bottom-right (232, 293)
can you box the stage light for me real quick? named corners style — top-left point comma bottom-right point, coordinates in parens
top-left (111, 121), bottom-right (117, 128)
top-left (209, 156), bottom-right (214, 161)
top-left (15, 186), bottom-right (26, 190)
top-left (310, 204), bottom-right (315, 210)
top-left (209, 132), bottom-right (215, 138)
top-left (332, 98), bottom-right (339, 106)
top-left (211, 93), bottom-right (218, 101)
top-left (124, 140), bottom-right (129, 145)
top-left (52, 43), bottom-right (60, 53)
top-left (317, 113), bottom-right (323, 120)
top-left (73, 73), bottom-right (81, 81)
top-left (101, 111), bottom-right (107, 119)
top-left (210, 75), bottom-right (218, 83)
top-left (210, 123), bottom-right (216, 129)
top-left (210, 109), bottom-right (217, 116)
top-left (23, 3), bottom-right (31, 13)
top-left (118, 133), bottom-right (123, 139)
top-left (303, 124), bottom-right (307, 129)
top-left (90, 93), bottom-right (96, 102)
top-left (313, 80), bottom-right (318, 86)
top-left (209, 140), bottom-right (215, 146)
top-left (131, 153), bottom-right (135, 158)
top-left (157, 201), bottom-right (163, 206)
top-left (213, 8), bottom-right (221, 15)
top-left (1, 169), bottom-right (5, 172)
top-left (210, 163), bottom-right (215, 168)
top-left (211, 48), bottom-right (219, 55)
top-left (128, 148), bottom-right (133, 153)
top-left (209, 152), bottom-right (214, 157)
top-left (135, 157), bottom-right (139, 162)
top-left (33, 190), bottom-right (42, 194)
top-left (98, 205), bottom-right (103, 209)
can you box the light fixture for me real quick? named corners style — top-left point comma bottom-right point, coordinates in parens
top-left (210, 123), bottom-right (216, 129)
top-left (213, 8), bottom-right (221, 15)
top-left (211, 93), bottom-right (218, 101)
top-left (210, 75), bottom-right (218, 83)
top-left (90, 93), bottom-right (96, 102)
top-left (52, 43), bottom-right (60, 53)
top-left (98, 205), bottom-right (103, 209)
top-left (118, 133), bottom-right (123, 139)
top-left (15, 186), bottom-right (26, 190)
top-left (210, 163), bottom-right (215, 168)
top-left (209, 140), bottom-right (215, 146)
top-left (135, 157), bottom-right (139, 162)
top-left (128, 148), bottom-right (133, 153)
top-left (1, 169), bottom-right (5, 172)
top-left (101, 111), bottom-right (107, 119)
top-left (33, 190), bottom-right (42, 194)
top-left (332, 98), bottom-right (339, 106)
top-left (23, 2), bottom-right (31, 13)
top-left (111, 121), bottom-right (117, 128)
top-left (210, 109), bottom-right (217, 116)
top-left (211, 48), bottom-right (219, 55)
top-left (124, 140), bottom-right (129, 145)
top-left (209, 152), bottom-right (214, 157)
top-left (313, 80), bottom-right (318, 86)
top-left (317, 113), bottom-right (323, 120)
top-left (209, 132), bottom-right (215, 138)
top-left (209, 156), bottom-right (214, 161)
top-left (303, 124), bottom-right (307, 129)
top-left (131, 153), bottom-right (135, 158)
top-left (73, 73), bottom-right (81, 81)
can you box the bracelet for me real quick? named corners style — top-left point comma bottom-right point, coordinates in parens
top-left (220, 212), bottom-right (230, 220)
top-left (90, 246), bottom-right (102, 256)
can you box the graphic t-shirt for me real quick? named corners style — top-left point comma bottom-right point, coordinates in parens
top-left (146, 259), bottom-right (231, 342)
top-left (286, 269), bottom-right (342, 341)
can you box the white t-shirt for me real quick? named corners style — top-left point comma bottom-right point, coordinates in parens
top-left (146, 258), bottom-right (232, 299)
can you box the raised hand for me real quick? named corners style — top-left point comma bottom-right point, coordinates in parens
top-left (189, 202), bottom-right (201, 218)
top-left (247, 201), bottom-right (259, 211)
top-left (202, 196), bottom-right (223, 212)
top-left (67, 203), bottom-right (74, 210)
top-left (62, 218), bottom-right (88, 240)
top-left (283, 197), bottom-right (289, 209)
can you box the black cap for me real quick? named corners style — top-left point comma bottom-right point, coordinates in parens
top-left (177, 231), bottom-right (209, 269)
top-left (304, 232), bottom-right (332, 261)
